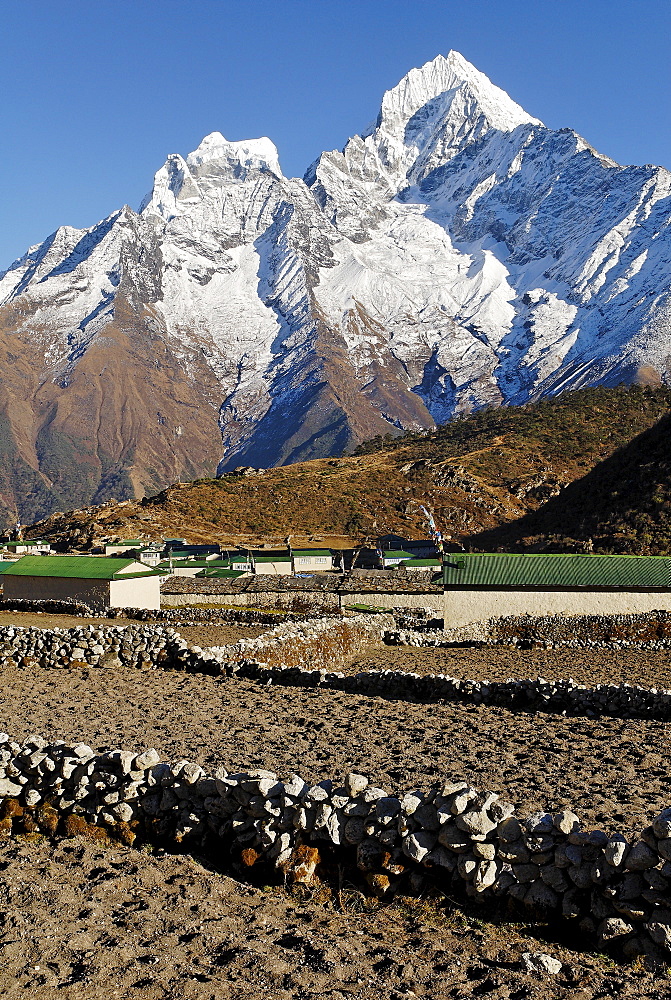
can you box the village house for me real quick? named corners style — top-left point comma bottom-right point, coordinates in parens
top-left (229, 553), bottom-right (253, 572)
top-left (1, 555), bottom-right (162, 610)
top-left (291, 549), bottom-right (334, 573)
top-left (104, 539), bottom-right (146, 556)
top-left (403, 557), bottom-right (442, 573)
top-left (1, 539), bottom-right (51, 556)
top-left (161, 559), bottom-right (249, 578)
top-left (443, 553), bottom-right (671, 627)
top-left (252, 550), bottom-right (293, 575)
top-left (381, 549), bottom-right (415, 569)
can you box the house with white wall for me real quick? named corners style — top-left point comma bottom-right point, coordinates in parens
top-left (443, 553), bottom-right (671, 627)
top-left (292, 549), bottom-right (333, 572)
top-left (252, 550), bottom-right (293, 575)
top-left (1, 556), bottom-right (161, 610)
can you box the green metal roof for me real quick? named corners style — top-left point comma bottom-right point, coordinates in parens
top-left (292, 549), bottom-right (332, 557)
top-left (443, 554), bottom-right (671, 589)
top-left (1, 555), bottom-right (154, 581)
top-left (383, 550), bottom-right (414, 560)
top-left (404, 558), bottom-right (441, 566)
top-left (0, 561), bottom-right (15, 573)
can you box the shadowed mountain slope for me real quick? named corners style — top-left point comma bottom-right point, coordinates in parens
top-left (471, 409), bottom-right (671, 554)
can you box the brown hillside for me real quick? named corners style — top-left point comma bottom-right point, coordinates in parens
top-left (21, 384), bottom-right (671, 551)
top-left (472, 410), bottom-right (671, 555)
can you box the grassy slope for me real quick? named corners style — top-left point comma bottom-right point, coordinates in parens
top-left (23, 385), bottom-right (671, 551)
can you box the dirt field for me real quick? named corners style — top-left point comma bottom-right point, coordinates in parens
top-left (350, 644), bottom-right (671, 689)
top-left (1, 613), bottom-right (671, 996)
top-left (1, 835), bottom-right (668, 1000)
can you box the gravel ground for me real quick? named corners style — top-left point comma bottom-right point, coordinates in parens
top-left (2, 836), bottom-right (669, 1000)
top-left (0, 662), bottom-right (668, 835)
top-left (350, 644), bottom-right (671, 688)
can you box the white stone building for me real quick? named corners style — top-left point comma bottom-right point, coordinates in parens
top-left (1, 556), bottom-right (161, 610)
top-left (443, 553), bottom-right (671, 627)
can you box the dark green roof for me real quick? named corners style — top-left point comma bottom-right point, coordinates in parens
top-left (383, 550), bottom-right (414, 560)
top-left (292, 549), bottom-right (332, 557)
top-left (1, 555), bottom-right (155, 581)
top-left (404, 558), bottom-right (441, 566)
top-left (443, 554), bottom-right (671, 589)
top-left (0, 561), bottom-right (15, 573)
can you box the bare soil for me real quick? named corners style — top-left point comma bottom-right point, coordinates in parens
top-left (1, 614), bottom-right (671, 996)
top-left (2, 836), bottom-right (669, 1000)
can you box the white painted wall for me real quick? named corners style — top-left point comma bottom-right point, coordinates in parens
top-left (253, 562), bottom-right (293, 576)
top-left (293, 555), bottom-right (334, 572)
top-left (444, 589), bottom-right (671, 627)
top-left (109, 575), bottom-right (161, 610)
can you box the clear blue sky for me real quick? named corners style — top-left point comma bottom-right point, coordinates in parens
top-left (1, 0), bottom-right (669, 269)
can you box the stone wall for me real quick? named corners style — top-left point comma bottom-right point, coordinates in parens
top-left (1, 733), bottom-right (670, 960)
top-left (388, 610), bottom-right (671, 650)
top-left (3, 618), bottom-right (671, 721)
top-left (0, 623), bottom-right (191, 671)
top-left (160, 590), bottom-right (340, 611)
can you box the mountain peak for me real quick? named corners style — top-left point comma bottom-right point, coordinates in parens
top-left (186, 132), bottom-right (282, 177)
top-left (140, 132), bottom-right (284, 221)
top-left (376, 50), bottom-right (543, 138)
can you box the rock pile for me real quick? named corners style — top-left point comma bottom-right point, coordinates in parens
top-left (2, 732), bottom-right (671, 960)
top-left (0, 624), bottom-right (190, 671)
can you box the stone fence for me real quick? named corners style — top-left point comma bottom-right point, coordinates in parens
top-left (0, 616), bottom-right (387, 676)
top-left (0, 623), bottom-right (192, 671)
top-left (388, 609), bottom-right (671, 650)
top-left (3, 619), bottom-right (671, 721)
top-left (1, 733), bottom-right (670, 960)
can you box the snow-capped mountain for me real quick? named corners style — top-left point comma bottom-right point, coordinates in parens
top-left (1, 50), bottom-right (670, 524)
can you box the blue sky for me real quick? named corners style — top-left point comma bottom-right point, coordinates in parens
top-left (0, 0), bottom-right (669, 268)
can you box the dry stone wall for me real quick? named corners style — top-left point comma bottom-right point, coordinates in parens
top-left (390, 610), bottom-right (671, 650)
top-left (3, 619), bottom-right (671, 721)
top-left (1, 734), bottom-right (671, 960)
